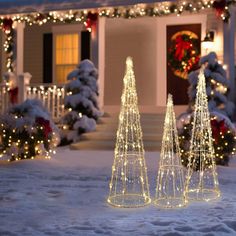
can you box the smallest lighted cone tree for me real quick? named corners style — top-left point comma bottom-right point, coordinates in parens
top-left (154, 94), bottom-right (186, 208)
top-left (107, 57), bottom-right (151, 208)
top-left (185, 68), bottom-right (220, 201)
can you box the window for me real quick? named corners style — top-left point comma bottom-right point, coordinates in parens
top-left (55, 34), bottom-right (79, 83)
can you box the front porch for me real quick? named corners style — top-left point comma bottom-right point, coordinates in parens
top-left (0, 2), bottom-right (235, 117)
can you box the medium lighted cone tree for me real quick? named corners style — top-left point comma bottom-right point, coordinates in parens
top-left (107, 57), bottom-right (151, 208)
top-left (154, 94), bottom-right (186, 208)
top-left (185, 68), bottom-right (221, 201)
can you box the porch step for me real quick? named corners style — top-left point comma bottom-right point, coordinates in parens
top-left (80, 132), bottom-right (163, 141)
top-left (70, 140), bottom-right (162, 151)
top-left (70, 113), bottom-right (165, 151)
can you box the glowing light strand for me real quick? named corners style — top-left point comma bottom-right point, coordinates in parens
top-left (0, 0), bottom-right (232, 26)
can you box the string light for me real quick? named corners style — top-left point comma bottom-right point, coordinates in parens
top-left (107, 57), bottom-right (151, 208)
top-left (0, 1), bottom-right (232, 27)
top-left (0, 105), bottom-right (59, 161)
top-left (154, 94), bottom-right (186, 208)
top-left (185, 68), bottom-right (221, 202)
top-left (3, 29), bottom-right (15, 72)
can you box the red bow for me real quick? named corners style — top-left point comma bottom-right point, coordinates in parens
top-left (35, 117), bottom-right (52, 139)
top-left (212, 0), bottom-right (226, 17)
top-left (2, 18), bottom-right (13, 33)
top-left (8, 87), bottom-right (18, 104)
top-left (174, 35), bottom-right (191, 61)
top-left (85, 12), bottom-right (98, 31)
top-left (211, 119), bottom-right (228, 143)
top-left (35, 14), bottom-right (45, 22)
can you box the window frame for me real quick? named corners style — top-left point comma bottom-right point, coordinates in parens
top-left (52, 24), bottom-right (83, 84)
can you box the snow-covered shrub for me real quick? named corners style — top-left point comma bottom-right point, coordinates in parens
top-left (188, 52), bottom-right (234, 119)
top-left (0, 99), bottom-right (60, 161)
top-left (177, 112), bottom-right (236, 167)
top-left (60, 59), bottom-right (102, 145)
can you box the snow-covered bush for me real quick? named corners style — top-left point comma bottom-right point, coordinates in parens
top-left (178, 112), bottom-right (236, 167)
top-left (60, 59), bottom-right (102, 145)
top-left (188, 52), bottom-right (234, 119)
top-left (0, 99), bottom-right (60, 161)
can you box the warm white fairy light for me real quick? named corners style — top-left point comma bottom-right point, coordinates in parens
top-left (154, 94), bottom-right (186, 208)
top-left (107, 57), bottom-right (151, 208)
top-left (185, 68), bottom-right (221, 202)
top-left (0, 0), bottom-right (231, 26)
top-left (0, 111), bottom-right (59, 161)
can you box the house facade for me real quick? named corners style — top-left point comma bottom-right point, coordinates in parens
top-left (0, 0), bottom-right (235, 115)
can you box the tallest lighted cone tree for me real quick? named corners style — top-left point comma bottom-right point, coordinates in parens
top-left (185, 68), bottom-right (220, 201)
top-left (107, 57), bottom-right (151, 207)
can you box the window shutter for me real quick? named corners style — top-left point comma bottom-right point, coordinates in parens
top-left (81, 31), bottom-right (91, 60)
top-left (43, 33), bottom-right (53, 83)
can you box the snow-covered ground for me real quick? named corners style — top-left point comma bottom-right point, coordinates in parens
top-left (0, 148), bottom-right (236, 236)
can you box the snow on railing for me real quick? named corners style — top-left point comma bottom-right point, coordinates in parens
top-left (0, 82), bottom-right (10, 114)
top-left (26, 84), bottom-right (65, 121)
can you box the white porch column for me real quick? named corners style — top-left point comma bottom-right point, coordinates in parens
top-left (16, 22), bottom-right (25, 75)
top-left (91, 17), bottom-right (106, 109)
top-left (223, 7), bottom-right (235, 101)
top-left (18, 72), bottom-right (31, 103)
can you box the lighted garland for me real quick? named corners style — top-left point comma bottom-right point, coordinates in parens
top-left (168, 32), bottom-right (200, 79)
top-left (0, 0), bottom-right (234, 28)
top-left (178, 113), bottom-right (236, 167)
top-left (0, 18), bottom-right (15, 72)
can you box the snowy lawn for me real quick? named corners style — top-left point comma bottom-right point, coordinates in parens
top-left (0, 148), bottom-right (236, 236)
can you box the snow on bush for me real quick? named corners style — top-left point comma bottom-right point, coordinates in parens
top-left (0, 99), bottom-right (60, 161)
top-left (188, 52), bottom-right (234, 118)
top-left (60, 59), bottom-right (102, 145)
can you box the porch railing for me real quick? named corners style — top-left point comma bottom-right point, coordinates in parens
top-left (0, 74), bottom-right (66, 121)
top-left (26, 84), bottom-right (66, 121)
top-left (0, 82), bottom-right (10, 114)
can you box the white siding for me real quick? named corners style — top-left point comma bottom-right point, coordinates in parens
top-left (105, 17), bottom-right (157, 107)
top-left (206, 10), bottom-right (224, 61)
top-left (24, 23), bottom-right (52, 83)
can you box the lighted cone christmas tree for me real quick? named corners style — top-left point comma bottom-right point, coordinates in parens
top-left (107, 57), bottom-right (151, 208)
top-left (185, 68), bottom-right (220, 201)
top-left (154, 94), bottom-right (186, 208)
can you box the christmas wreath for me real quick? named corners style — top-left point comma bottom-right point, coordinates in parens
top-left (168, 31), bottom-right (200, 79)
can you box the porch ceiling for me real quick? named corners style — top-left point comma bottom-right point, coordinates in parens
top-left (0, 0), bottom-right (169, 15)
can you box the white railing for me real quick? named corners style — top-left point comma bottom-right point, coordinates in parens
top-left (26, 84), bottom-right (66, 121)
top-left (0, 73), bottom-right (67, 121)
top-left (0, 82), bottom-right (10, 114)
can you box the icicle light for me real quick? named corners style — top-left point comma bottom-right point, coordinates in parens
top-left (185, 68), bottom-right (221, 202)
top-left (154, 94), bottom-right (186, 208)
top-left (107, 57), bottom-right (151, 208)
